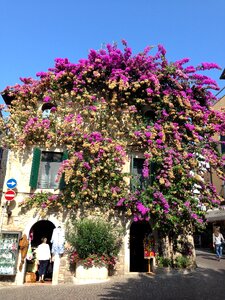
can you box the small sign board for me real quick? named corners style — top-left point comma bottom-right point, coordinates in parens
top-left (6, 178), bottom-right (17, 189)
top-left (5, 190), bottom-right (16, 201)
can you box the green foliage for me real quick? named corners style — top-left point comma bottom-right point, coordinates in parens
top-left (174, 255), bottom-right (191, 269)
top-left (156, 256), bottom-right (173, 268)
top-left (157, 255), bottom-right (191, 269)
top-left (66, 218), bottom-right (122, 267)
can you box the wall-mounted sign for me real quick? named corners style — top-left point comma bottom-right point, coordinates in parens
top-left (6, 178), bottom-right (17, 189)
top-left (5, 190), bottom-right (16, 201)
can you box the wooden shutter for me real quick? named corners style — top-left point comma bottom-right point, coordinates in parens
top-left (59, 151), bottom-right (69, 190)
top-left (29, 148), bottom-right (41, 189)
top-left (221, 135), bottom-right (225, 154)
top-left (150, 162), bottom-right (156, 185)
top-left (130, 155), bottom-right (135, 190)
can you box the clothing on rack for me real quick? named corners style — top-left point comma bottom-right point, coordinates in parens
top-left (50, 226), bottom-right (65, 255)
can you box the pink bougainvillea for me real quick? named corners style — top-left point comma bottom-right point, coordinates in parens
top-left (1, 41), bottom-right (224, 233)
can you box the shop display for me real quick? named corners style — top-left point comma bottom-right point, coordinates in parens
top-left (0, 232), bottom-right (21, 275)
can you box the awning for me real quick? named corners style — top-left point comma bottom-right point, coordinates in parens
top-left (206, 209), bottom-right (225, 222)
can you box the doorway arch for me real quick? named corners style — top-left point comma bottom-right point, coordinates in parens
top-left (29, 220), bottom-right (55, 247)
top-left (26, 220), bottom-right (55, 282)
top-left (130, 221), bottom-right (151, 272)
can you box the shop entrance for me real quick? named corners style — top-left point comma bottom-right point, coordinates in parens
top-left (130, 221), bottom-right (151, 272)
top-left (25, 220), bottom-right (55, 283)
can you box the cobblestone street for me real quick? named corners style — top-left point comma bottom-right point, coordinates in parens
top-left (0, 249), bottom-right (225, 300)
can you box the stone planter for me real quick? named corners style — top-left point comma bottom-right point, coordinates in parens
top-left (74, 262), bottom-right (109, 284)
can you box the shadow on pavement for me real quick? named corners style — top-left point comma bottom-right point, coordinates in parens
top-left (98, 250), bottom-right (225, 300)
top-left (1, 249), bottom-right (225, 300)
top-left (98, 267), bottom-right (225, 300)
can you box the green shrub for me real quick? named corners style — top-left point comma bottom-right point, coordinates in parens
top-left (66, 218), bottom-right (122, 268)
top-left (156, 256), bottom-right (172, 268)
top-left (174, 255), bottom-right (191, 269)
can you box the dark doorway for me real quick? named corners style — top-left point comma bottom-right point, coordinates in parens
top-left (130, 221), bottom-right (151, 272)
top-left (29, 220), bottom-right (55, 247)
top-left (26, 220), bottom-right (55, 282)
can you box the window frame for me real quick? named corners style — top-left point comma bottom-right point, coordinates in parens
top-left (130, 155), bottom-right (155, 191)
top-left (29, 148), bottom-right (68, 190)
top-left (37, 151), bottom-right (63, 190)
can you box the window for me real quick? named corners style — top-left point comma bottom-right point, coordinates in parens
top-left (131, 157), bottom-right (155, 190)
top-left (37, 152), bottom-right (63, 189)
top-left (29, 148), bottom-right (68, 190)
top-left (144, 110), bottom-right (155, 120)
top-left (0, 148), bottom-right (3, 169)
top-left (221, 136), bottom-right (225, 154)
top-left (41, 103), bottom-right (55, 119)
top-left (140, 106), bottom-right (156, 125)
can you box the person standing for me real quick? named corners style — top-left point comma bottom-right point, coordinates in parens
top-left (213, 226), bottom-right (224, 261)
top-left (36, 237), bottom-right (51, 282)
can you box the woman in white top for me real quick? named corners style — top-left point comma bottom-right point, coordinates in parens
top-left (213, 226), bottom-right (224, 261)
top-left (36, 237), bottom-right (51, 282)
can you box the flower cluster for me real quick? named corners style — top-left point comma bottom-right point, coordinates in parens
top-left (57, 136), bottom-right (129, 211)
top-left (69, 251), bottom-right (116, 268)
top-left (1, 41), bottom-right (224, 233)
top-left (19, 191), bottom-right (61, 211)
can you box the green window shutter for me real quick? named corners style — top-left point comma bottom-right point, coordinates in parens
top-left (29, 148), bottom-right (41, 189)
top-left (59, 151), bottom-right (69, 190)
top-left (150, 162), bottom-right (156, 185)
top-left (130, 155), bottom-right (135, 191)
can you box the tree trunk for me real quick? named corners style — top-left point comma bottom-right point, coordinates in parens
top-left (161, 235), bottom-right (173, 260)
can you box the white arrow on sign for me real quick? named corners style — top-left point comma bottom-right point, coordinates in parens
top-left (6, 178), bottom-right (17, 189)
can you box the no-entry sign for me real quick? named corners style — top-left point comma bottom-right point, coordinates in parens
top-left (5, 190), bottom-right (16, 201)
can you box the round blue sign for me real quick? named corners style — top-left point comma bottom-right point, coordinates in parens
top-left (6, 178), bottom-right (17, 189)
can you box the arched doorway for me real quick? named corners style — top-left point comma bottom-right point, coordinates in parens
top-left (26, 220), bottom-right (55, 282)
top-left (29, 220), bottom-right (55, 247)
top-left (130, 221), bottom-right (151, 272)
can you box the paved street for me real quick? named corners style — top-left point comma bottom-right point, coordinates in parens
top-left (0, 249), bottom-right (225, 300)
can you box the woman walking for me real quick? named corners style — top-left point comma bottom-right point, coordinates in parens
top-left (213, 226), bottom-right (224, 261)
top-left (37, 237), bottom-right (51, 282)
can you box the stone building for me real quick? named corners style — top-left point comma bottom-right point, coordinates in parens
top-left (0, 128), bottom-right (152, 284)
top-left (202, 69), bottom-right (225, 246)
top-left (1, 58), bottom-right (219, 285)
top-left (205, 94), bottom-right (225, 224)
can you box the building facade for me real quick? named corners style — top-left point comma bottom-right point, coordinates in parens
top-left (0, 145), bottom-right (154, 285)
top-left (205, 94), bottom-right (225, 237)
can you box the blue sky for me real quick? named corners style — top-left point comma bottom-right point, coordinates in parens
top-left (0, 0), bottom-right (224, 104)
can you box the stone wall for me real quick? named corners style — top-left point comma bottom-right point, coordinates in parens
top-left (0, 148), bottom-right (132, 284)
top-left (58, 255), bottom-right (74, 284)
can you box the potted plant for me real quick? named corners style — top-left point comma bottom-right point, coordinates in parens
top-left (66, 217), bottom-right (122, 280)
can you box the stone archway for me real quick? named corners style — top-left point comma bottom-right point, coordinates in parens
top-left (130, 221), bottom-right (151, 272)
top-left (26, 220), bottom-right (55, 283)
top-left (15, 215), bottom-right (62, 285)
top-left (29, 220), bottom-right (55, 248)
